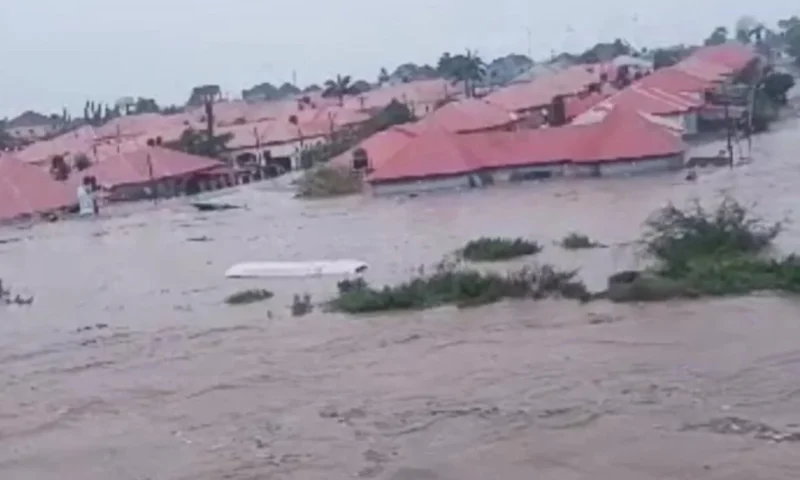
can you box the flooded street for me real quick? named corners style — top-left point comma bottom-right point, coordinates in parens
top-left (3, 119), bottom-right (800, 479)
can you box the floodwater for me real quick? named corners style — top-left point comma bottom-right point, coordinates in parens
top-left (3, 119), bottom-right (800, 479)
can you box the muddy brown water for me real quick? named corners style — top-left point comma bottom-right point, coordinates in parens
top-left (3, 121), bottom-right (800, 479)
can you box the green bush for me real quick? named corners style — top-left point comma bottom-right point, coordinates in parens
top-left (560, 232), bottom-right (604, 250)
top-left (329, 261), bottom-right (590, 314)
top-left (295, 165), bottom-right (363, 198)
top-left (460, 237), bottom-right (542, 261)
top-left (643, 197), bottom-right (781, 276)
top-left (608, 197), bottom-right (800, 302)
top-left (225, 289), bottom-right (274, 305)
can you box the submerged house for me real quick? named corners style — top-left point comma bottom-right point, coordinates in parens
top-left (78, 146), bottom-right (231, 201)
top-left (0, 155), bottom-right (76, 222)
top-left (365, 104), bottom-right (686, 195)
top-left (573, 84), bottom-right (703, 136)
top-left (329, 98), bottom-right (518, 171)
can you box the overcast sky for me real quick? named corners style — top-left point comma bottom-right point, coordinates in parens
top-left (0, 0), bottom-right (795, 117)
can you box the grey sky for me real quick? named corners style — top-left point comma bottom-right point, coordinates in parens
top-left (0, 0), bottom-right (795, 117)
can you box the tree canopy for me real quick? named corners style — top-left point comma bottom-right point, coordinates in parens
top-left (322, 75), bottom-right (361, 105)
top-left (437, 50), bottom-right (486, 97)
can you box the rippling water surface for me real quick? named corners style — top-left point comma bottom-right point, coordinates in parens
top-left (3, 121), bottom-right (800, 479)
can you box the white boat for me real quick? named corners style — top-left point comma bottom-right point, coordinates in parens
top-left (225, 260), bottom-right (368, 278)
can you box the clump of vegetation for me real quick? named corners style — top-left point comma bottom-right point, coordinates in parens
top-left (459, 237), bottom-right (542, 261)
top-left (328, 261), bottom-right (590, 314)
top-left (609, 197), bottom-right (800, 302)
top-left (73, 153), bottom-right (92, 171)
top-left (643, 198), bottom-right (781, 277)
top-left (560, 232), bottom-right (604, 250)
top-left (295, 165), bottom-right (363, 198)
top-left (225, 289), bottom-right (274, 305)
top-left (291, 293), bottom-right (314, 317)
top-left (0, 279), bottom-right (33, 306)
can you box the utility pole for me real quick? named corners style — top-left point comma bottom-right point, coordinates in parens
top-left (525, 27), bottom-right (532, 59)
top-left (718, 83), bottom-right (734, 169)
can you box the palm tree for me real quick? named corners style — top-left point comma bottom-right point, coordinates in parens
top-left (704, 26), bottom-right (729, 46)
top-left (378, 67), bottom-right (390, 86)
top-left (322, 74), bottom-right (359, 106)
top-left (441, 50), bottom-right (486, 97)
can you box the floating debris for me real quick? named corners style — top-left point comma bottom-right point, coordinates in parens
top-left (190, 202), bottom-right (241, 212)
top-left (683, 416), bottom-right (800, 443)
top-left (0, 279), bottom-right (34, 306)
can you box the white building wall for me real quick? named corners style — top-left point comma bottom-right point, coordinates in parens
top-left (597, 154), bottom-right (684, 176)
top-left (659, 112), bottom-right (698, 136)
top-left (6, 124), bottom-right (57, 140)
top-left (371, 174), bottom-right (473, 196)
top-left (488, 163), bottom-right (566, 183)
top-left (568, 154), bottom-right (684, 177)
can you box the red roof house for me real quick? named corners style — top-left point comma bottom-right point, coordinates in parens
top-left (421, 98), bottom-right (518, 133)
top-left (0, 155), bottom-right (76, 221)
top-left (572, 106), bottom-right (685, 164)
top-left (688, 44), bottom-right (756, 73)
top-left (367, 126), bottom-right (484, 185)
top-left (329, 125), bottom-right (419, 170)
top-left (74, 147), bottom-right (231, 201)
top-left (79, 146), bottom-right (226, 189)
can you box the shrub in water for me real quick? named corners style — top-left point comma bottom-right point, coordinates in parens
top-left (225, 289), bottom-right (274, 305)
top-left (291, 293), bottom-right (314, 316)
top-left (643, 197), bottom-right (781, 276)
top-left (460, 237), bottom-right (542, 262)
top-left (608, 197), bottom-right (800, 302)
top-left (295, 165), bottom-right (362, 198)
top-left (560, 232), bottom-right (603, 250)
top-left (329, 261), bottom-right (590, 314)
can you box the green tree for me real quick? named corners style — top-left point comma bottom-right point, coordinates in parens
top-left (378, 67), bottom-right (390, 85)
top-left (278, 82), bottom-right (301, 97)
top-left (166, 128), bottom-right (233, 158)
top-left (704, 26), bottom-right (729, 46)
top-left (135, 97), bottom-right (160, 114)
top-left (760, 71), bottom-right (795, 105)
top-left (322, 74), bottom-right (359, 106)
top-left (437, 50), bottom-right (486, 97)
top-left (50, 155), bottom-right (71, 181)
top-left (652, 47), bottom-right (690, 69)
top-left (73, 153), bottom-right (92, 171)
top-left (780, 18), bottom-right (800, 65)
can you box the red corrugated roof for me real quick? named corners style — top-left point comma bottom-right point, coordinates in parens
top-left (578, 85), bottom-right (700, 119)
top-left (485, 64), bottom-right (604, 112)
top-left (367, 126), bottom-right (483, 182)
top-left (79, 147), bottom-right (227, 188)
top-left (636, 67), bottom-right (713, 95)
top-left (0, 155), bottom-right (75, 221)
top-left (565, 91), bottom-right (612, 120)
top-left (463, 127), bottom-right (583, 169)
top-left (688, 44), bottom-right (756, 72)
top-left (571, 106), bottom-right (685, 163)
top-left (329, 126), bottom-right (418, 169)
top-left (421, 98), bottom-right (517, 133)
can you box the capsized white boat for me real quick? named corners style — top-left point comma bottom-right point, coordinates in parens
top-left (225, 260), bottom-right (368, 278)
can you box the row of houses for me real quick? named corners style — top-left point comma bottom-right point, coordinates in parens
top-left (0, 43), bottom-right (759, 220)
top-left (0, 146), bottom-right (234, 222)
top-left (329, 43), bottom-right (759, 195)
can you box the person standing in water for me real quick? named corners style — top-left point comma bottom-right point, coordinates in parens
top-left (77, 176), bottom-right (99, 216)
